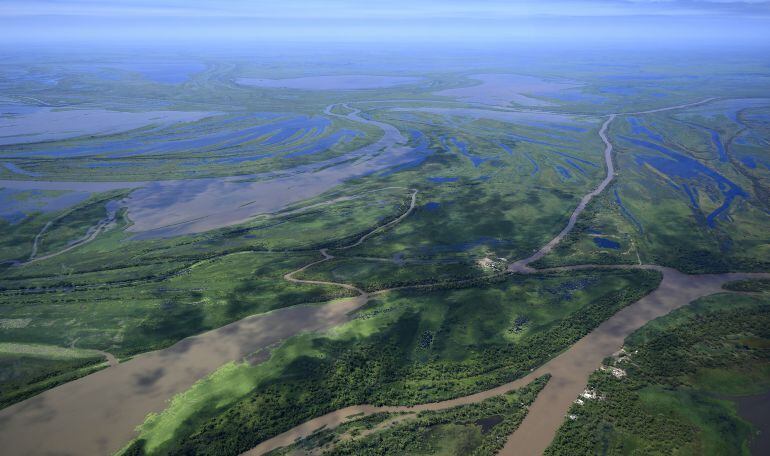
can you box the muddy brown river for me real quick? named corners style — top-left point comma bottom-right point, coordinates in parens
top-left (0, 295), bottom-right (367, 456)
top-left (1, 97), bottom-right (765, 456)
top-left (0, 186), bottom-right (419, 456)
top-left (242, 266), bottom-right (769, 455)
top-left (499, 267), bottom-right (769, 456)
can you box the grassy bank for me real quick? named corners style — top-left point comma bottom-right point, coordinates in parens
top-left (120, 269), bottom-right (659, 455)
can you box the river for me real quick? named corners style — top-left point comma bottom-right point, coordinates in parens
top-left (1, 97), bottom-right (765, 456)
top-left (242, 267), bottom-right (769, 456)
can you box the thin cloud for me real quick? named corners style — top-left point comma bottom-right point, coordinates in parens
top-left (2, 0), bottom-right (769, 19)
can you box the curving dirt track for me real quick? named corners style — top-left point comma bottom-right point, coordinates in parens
top-left (1, 97), bottom-right (764, 456)
top-left (508, 114), bottom-right (616, 273)
top-left (0, 187), bottom-right (417, 456)
top-left (509, 97), bottom-right (718, 273)
top-left (242, 97), bottom-right (770, 455)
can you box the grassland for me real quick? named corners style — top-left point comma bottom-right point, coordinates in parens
top-left (546, 288), bottom-right (770, 455)
top-left (31, 190), bottom-right (127, 258)
top-left (336, 109), bottom-right (605, 262)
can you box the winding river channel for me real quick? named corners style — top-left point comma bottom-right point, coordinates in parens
top-left (0, 97), bottom-right (766, 456)
top-left (244, 266), bottom-right (768, 456)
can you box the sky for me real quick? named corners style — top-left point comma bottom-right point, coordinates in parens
top-left (2, 0), bottom-right (769, 47)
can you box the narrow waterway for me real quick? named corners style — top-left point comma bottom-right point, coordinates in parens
top-left (499, 267), bottom-right (769, 456)
top-left (733, 391), bottom-right (770, 456)
top-left (242, 267), bottom-right (769, 456)
top-left (1, 97), bottom-right (761, 456)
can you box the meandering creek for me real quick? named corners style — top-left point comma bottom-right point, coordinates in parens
top-left (0, 97), bottom-right (765, 456)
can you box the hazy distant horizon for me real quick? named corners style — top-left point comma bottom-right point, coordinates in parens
top-left (2, 0), bottom-right (770, 48)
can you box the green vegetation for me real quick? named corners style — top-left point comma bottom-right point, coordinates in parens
top-left (299, 257), bottom-right (486, 292)
top-left (1, 53), bottom-right (768, 456)
top-left (0, 208), bottom-right (54, 262)
top-left (339, 110), bottom-right (606, 264)
top-left (1, 251), bottom-right (353, 357)
top-left (119, 269), bottom-right (659, 455)
top-left (531, 185), bottom-right (642, 268)
top-left (33, 190), bottom-right (127, 258)
top-left (0, 187), bottom-right (413, 391)
top-left (724, 278), bottom-right (770, 293)
top-left (546, 291), bottom-right (770, 455)
top-left (270, 375), bottom-right (550, 456)
top-left (264, 412), bottom-right (398, 456)
top-left (0, 342), bottom-right (107, 408)
top-left (538, 104), bottom-right (770, 273)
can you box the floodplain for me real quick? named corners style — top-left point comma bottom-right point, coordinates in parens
top-left (0, 46), bottom-right (768, 456)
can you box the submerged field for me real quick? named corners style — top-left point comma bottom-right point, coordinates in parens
top-left (537, 98), bottom-right (770, 273)
top-left (0, 48), bottom-right (769, 455)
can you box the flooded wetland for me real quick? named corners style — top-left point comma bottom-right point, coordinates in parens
top-left (1, 39), bottom-right (769, 456)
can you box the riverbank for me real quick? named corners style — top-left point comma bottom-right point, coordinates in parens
top-left (241, 267), bottom-right (768, 455)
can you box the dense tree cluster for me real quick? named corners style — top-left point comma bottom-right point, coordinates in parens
top-left (327, 376), bottom-right (549, 456)
top-left (546, 293), bottom-right (770, 455)
top-left (122, 272), bottom-right (659, 455)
